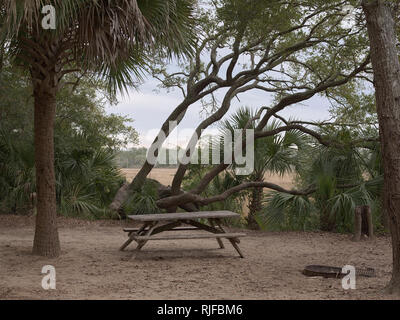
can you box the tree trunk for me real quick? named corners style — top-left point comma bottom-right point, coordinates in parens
top-left (110, 161), bottom-right (153, 212)
top-left (247, 187), bottom-right (263, 229)
top-left (0, 41), bottom-right (4, 72)
top-left (319, 206), bottom-right (336, 232)
top-left (32, 88), bottom-right (61, 258)
top-left (353, 206), bottom-right (363, 241)
top-left (353, 205), bottom-right (374, 241)
top-left (110, 103), bottom-right (190, 212)
top-left (363, 0), bottom-right (400, 295)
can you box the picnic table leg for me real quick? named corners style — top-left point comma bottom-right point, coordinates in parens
top-left (215, 218), bottom-right (244, 258)
top-left (129, 221), bottom-right (159, 259)
top-left (227, 238), bottom-right (244, 258)
top-left (186, 219), bottom-right (244, 258)
top-left (119, 222), bottom-right (149, 251)
top-left (209, 219), bottom-right (224, 249)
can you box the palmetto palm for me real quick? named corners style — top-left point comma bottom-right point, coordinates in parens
top-left (261, 142), bottom-right (383, 232)
top-left (221, 107), bottom-right (304, 229)
top-left (0, 0), bottom-right (196, 257)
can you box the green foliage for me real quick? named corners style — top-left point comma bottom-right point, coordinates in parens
top-left (0, 130), bottom-right (35, 213)
top-left (221, 107), bottom-right (305, 180)
top-left (56, 77), bottom-right (139, 151)
top-left (122, 180), bottom-right (160, 215)
top-left (0, 0), bottom-right (197, 95)
top-left (115, 147), bottom-right (180, 168)
top-left (216, 0), bottom-right (300, 39)
top-left (0, 63), bottom-right (134, 218)
top-left (116, 147), bottom-right (148, 168)
top-left (182, 163), bottom-right (246, 217)
top-left (0, 62), bottom-right (36, 212)
top-left (258, 192), bottom-right (317, 231)
top-left (0, 126), bottom-right (126, 218)
top-left (56, 149), bottom-right (125, 219)
top-left (220, 106), bottom-right (306, 228)
top-left (259, 140), bottom-right (384, 233)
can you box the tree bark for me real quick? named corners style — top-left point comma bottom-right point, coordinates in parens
top-left (362, 0), bottom-right (400, 295)
top-left (353, 206), bottom-right (362, 241)
top-left (319, 206), bottom-right (336, 232)
top-left (353, 205), bottom-right (374, 241)
top-left (0, 41), bottom-right (4, 72)
top-left (248, 187), bottom-right (263, 229)
top-left (364, 205), bottom-right (374, 239)
top-left (32, 87), bottom-right (61, 258)
top-left (109, 103), bottom-right (190, 212)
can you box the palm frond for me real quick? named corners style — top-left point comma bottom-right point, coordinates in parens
top-left (1, 0), bottom-right (197, 95)
top-left (258, 191), bottom-right (314, 231)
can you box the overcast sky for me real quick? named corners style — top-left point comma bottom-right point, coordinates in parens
top-left (105, 76), bottom-right (332, 148)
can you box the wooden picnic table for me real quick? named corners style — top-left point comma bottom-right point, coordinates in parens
top-left (119, 211), bottom-right (246, 258)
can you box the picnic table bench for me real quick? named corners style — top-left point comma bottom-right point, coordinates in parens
top-left (119, 211), bottom-right (246, 258)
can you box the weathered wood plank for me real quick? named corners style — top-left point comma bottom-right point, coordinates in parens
top-left (132, 232), bottom-right (246, 241)
top-left (127, 210), bottom-right (240, 222)
top-left (123, 226), bottom-right (199, 232)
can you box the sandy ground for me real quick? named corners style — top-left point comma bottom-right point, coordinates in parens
top-left (0, 215), bottom-right (398, 300)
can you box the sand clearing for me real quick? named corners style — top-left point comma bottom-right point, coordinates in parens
top-left (1, 170), bottom-right (395, 300)
top-left (0, 215), bottom-right (397, 300)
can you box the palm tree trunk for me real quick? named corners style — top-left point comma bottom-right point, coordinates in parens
top-left (362, 0), bottom-right (400, 294)
top-left (32, 88), bottom-right (60, 258)
top-left (248, 187), bottom-right (263, 229)
top-left (320, 206), bottom-right (336, 232)
top-left (0, 42), bottom-right (4, 72)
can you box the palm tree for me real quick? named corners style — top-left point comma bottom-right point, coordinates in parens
top-left (221, 107), bottom-right (304, 229)
top-left (303, 145), bottom-right (362, 231)
top-left (261, 142), bottom-right (383, 232)
top-left (0, 0), bottom-right (196, 257)
top-left (247, 124), bottom-right (303, 229)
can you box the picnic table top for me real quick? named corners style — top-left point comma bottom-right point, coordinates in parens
top-left (127, 210), bottom-right (240, 222)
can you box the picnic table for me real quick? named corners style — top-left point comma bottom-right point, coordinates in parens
top-left (119, 211), bottom-right (246, 258)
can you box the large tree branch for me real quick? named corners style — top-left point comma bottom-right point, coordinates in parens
top-left (257, 55), bottom-right (371, 129)
top-left (157, 180), bottom-right (360, 209)
top-left (157, 181), bottom-right (316, 208)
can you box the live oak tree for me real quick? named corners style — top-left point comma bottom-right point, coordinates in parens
top-left (362, 0), bottom-right (400, 295)
top-left (111, 0), bottom-right (373, 212)
top-left (0, 0), bottom-right (196, 257)
top-left (124, 0), bottom-right (400, 296)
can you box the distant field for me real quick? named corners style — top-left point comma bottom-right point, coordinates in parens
top-left (120, 168), bottom-right (295, 189)
top-left (120, 168), bottom-right (178, 186)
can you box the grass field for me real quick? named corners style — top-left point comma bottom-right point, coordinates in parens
top-left (120, 168), bottom-right (295, 189)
